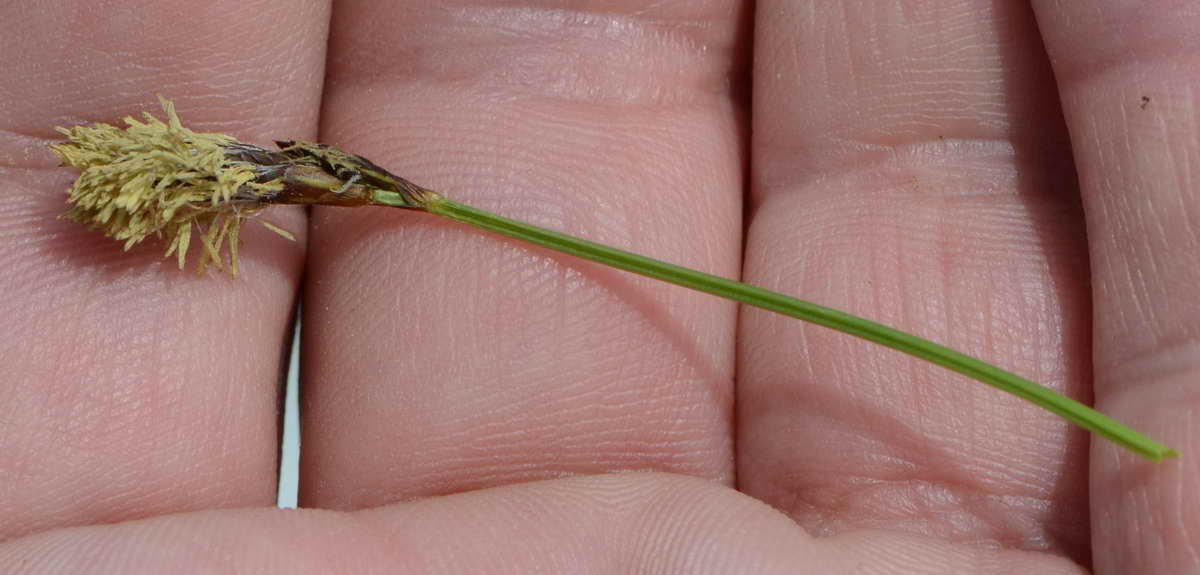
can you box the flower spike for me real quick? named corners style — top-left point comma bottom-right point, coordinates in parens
top-left (51, 97), bottom-right (436, 274)
top-left (51, 96), bottom-right (289, 273)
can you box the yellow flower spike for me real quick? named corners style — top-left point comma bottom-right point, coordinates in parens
top-left (51, 96), bottom-right (288, 274)
top-left (52, 97), bottom-right (433, 274)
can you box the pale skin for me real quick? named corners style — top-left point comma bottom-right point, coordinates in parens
top-left (0, 0), bottom-right (1196, 573)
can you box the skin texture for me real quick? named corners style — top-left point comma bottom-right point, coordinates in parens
top-left (0, 0), bottom-right (1195, 573)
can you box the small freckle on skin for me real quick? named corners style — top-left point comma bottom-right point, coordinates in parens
top-left (1140, 95), bottom-right (1150, 110)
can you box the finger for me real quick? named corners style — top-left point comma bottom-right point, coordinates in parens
top-left (741, 0), bottom-right (1092, 559)
top-left (302, 1), bottom-right (747, 508)
top-left (0, 473), bottom-right (1086, 575)
top-left (0, 0), bottom-right (327, 541)
top-left (1028, 2), bottom-right (1200, 572)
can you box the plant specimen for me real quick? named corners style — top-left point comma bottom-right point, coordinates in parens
top-left (51, 97), bottom-right (1178, 462)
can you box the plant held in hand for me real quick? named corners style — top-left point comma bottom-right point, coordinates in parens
top-left (51, 97), bottom-right (1179, 462)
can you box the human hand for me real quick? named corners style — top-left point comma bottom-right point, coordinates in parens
top-left (1, 1), bottom-right (1196, 573)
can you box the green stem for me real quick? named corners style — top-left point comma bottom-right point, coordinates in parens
top-left (395, 193), bottom-right (1177, 462)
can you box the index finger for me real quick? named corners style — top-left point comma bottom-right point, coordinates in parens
top-left (0, 0), bottom-right (327, 541)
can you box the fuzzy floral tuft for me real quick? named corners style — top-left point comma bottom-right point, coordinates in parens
top-left (50, 96), bottom-right (289, 275)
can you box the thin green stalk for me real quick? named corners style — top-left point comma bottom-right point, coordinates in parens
top-left (401, 194), bottom-right (1177, 462)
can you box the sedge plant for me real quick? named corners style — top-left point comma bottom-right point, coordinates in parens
top-left (50, 97), bottom-right (1178, 462)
